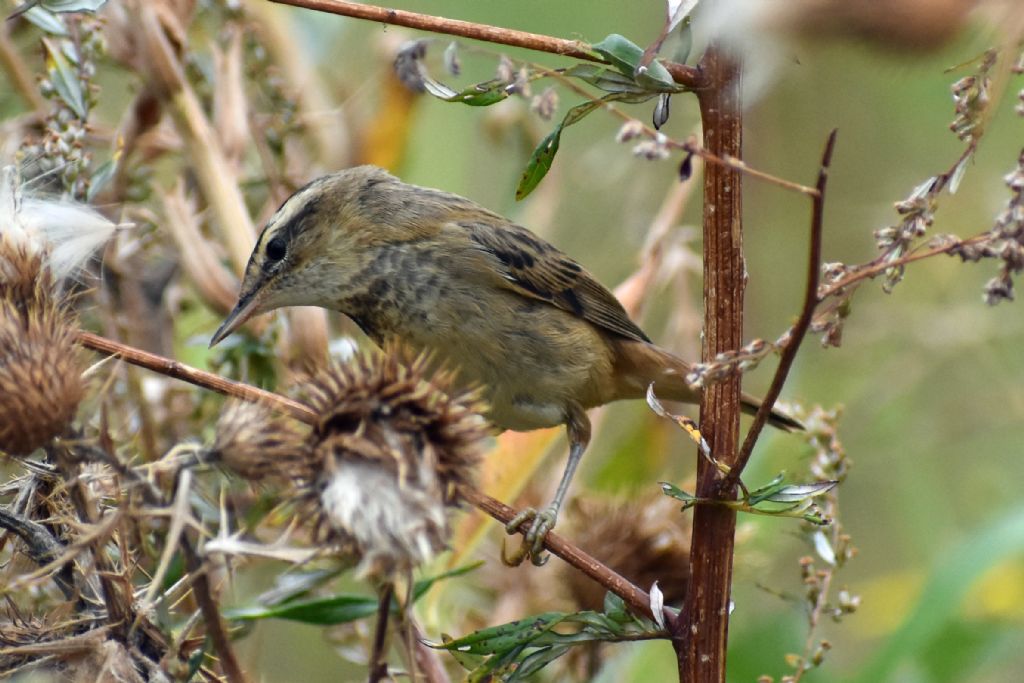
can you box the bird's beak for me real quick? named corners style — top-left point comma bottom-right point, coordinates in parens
top-left (210, 289), bottom-right (264, 348)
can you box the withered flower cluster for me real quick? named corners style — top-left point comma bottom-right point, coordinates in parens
top-left (214, 351), bottom-right (488, 578)
top-left (0, 213), bottom-right (84, 458)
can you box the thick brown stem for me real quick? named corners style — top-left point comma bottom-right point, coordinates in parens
top-left (672, 46), bottom-right (743, 682)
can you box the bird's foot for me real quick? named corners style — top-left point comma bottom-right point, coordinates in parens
top-left (502, 506), bottom-right (557, 567)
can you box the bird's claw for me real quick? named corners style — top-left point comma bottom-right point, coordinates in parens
top-left (502, 506), bottom-right (556, 566)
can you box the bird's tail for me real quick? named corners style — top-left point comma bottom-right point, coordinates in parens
top-left (613, 340), bottom-right (804, 432)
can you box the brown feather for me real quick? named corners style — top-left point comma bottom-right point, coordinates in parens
top-left (455, 220), bottom-right (652, 344)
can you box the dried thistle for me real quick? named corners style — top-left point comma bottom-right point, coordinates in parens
top-left (0, 297), bottom-right (83, 457)
top-left (0, 167), bottom-right (117, 457)
top-left (561, 493), bottom-right (691, 612)
top-left (300, 351), bottom-right (488, 578)
top-left (0, 252), bottom-right (80, 460)
top-left (212, 399), bottom-right (310, 482)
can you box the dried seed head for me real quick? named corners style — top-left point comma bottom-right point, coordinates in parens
top-left (212, 400), bottom-right (310, 482)
top-left (0, 165), bottom-right (118, 457)
top-left (1, 165), bottom-right (120, 282)
top-left (0, 287), bottom-right (83, 457)
top-left (300, 351), bottom-right (488, 578)
top-left (561, 493), bottom-right (691, 611)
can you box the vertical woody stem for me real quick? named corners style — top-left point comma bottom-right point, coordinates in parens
top-left (672, 45), bottom-right (743, 682)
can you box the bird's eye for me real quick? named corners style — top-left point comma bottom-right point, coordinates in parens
top-left (265, 236), bottom-right (287, 262)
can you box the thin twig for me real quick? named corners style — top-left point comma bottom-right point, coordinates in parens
top-left (180, 536), bottom-right (249, 683)
top-left (75, 331), bottom-right (660, 623)
top-left (818, 231), bottom-right (985, 298)
top-left (727, 130), bottom-right (838, 487)
top-left (268, 0), bottom-right (703, 88)
top-left (368, 583), bottom-right (394, 683)
top-left (76, 330), bottom-right (315, 422)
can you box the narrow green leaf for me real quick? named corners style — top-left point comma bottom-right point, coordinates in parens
top-left (745, 473), bottom-right (788, 504)
top-left (440, 633), bottom-right (483, 670)
top-left (42, 37), bottom-right (86, 118)
top-left (593, 33), bottom-right (677, 90)
top-left (762, 481), bottom-right (837, 504)
top-left (562, 64), bottom-right (648, 95)
top-left (225, 593), bottom-right (378, 625)
top-left (438, 613), bottom-right (566, 655)
top-left (86, 158), bottom-right (117, 202)
top-left (226, 562), bottom-right (481, 626)
top-left (660, 481), bottom-right (696, 503)
top-left (516, 129), bottom-right (562, 201)
top-left (22, 6), bottom-right (68, 34)
top-left (592, 34), bottom-right (647, 76)
top-left (515, 99), bottom-right (603, 200)
top-left (41, 0), bottom-right (107, 11)
top-left (511, 645), bottom-right (572, 680)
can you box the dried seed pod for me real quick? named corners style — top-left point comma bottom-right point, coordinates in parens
top-left (0, 164), bottom-right (117, 456)
top-left (212, 400), bottom-right (310, 482)
top-left (301, 351), bottom-right (488, 578)
top-left (0, 250), bottom-right (83, 457)
top-left (561, 493), bottom-right (691, 612)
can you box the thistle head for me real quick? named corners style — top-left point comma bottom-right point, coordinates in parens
top-left (0, 166), bottom-right (116, 456)
top-left (299, 350), bottom-right (487, 578)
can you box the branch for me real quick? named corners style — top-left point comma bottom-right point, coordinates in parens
top-left (674, 44), bottom-right (744, 683)
top-left (76, 331), bottom-right (314, 422)
top-left (268, 0), bottom-right (703, 88)
top-left (726, 130), bottom-right (837, 486)
top-left (818, 231), bottom-right (986, 298)
top-left (459, 487), bottom-right (657, 622)
top-left (180, 537), bottom-right (249, 683)
top-left (75, 331), bottom-right (659, 623)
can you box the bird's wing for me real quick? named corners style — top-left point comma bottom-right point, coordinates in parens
top-left (454, 220), bottom-right (651, 343)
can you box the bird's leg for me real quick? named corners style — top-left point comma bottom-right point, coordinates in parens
top-left (505, 406), bottom-right (591, 566)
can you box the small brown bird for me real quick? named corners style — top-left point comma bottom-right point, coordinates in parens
top-left (211, 166), bottom-right (800, 563)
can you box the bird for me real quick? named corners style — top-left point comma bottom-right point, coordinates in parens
top-left (210, 165), bottom-right (801, 565)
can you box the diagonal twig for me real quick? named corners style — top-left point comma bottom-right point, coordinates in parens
top-left (726, 129), bottom-right (838, 488)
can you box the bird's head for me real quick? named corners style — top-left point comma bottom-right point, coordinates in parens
top-left (210, 165), bottom-right (427, 347)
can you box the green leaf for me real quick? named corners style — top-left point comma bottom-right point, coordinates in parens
top-left (440, 633), bottom-right (483, 670)
top-left (438, 613), bottom-right (567, 655)
top-left (22, 6), bottom-right (68, 34)
top-left (593, 33), bottom-right (677, 90)
top-left (760, 481), bottom-right (837, 504)
top-left (515, 99), bottom-right (603, 200)
top-left (226, 562), bottom-right (481, 626)
top-left (424, 77), bottom-right (512, 107)
top-left (516, 129), bottom-right (561, 201)
top-left (562, 64), bottom-right (648, 95)
top-left (660, 481), bottom-right (697, 504)
top-left (593, 34), bottom-right (647, 76)
top-left (42, 37), bottom-right (86, 118)
top-left (225, 593), bottom-right (378, 625)
top-left (512, 645), bottom-right (573, 680)
top-left (41, 0), bottom-right (107, 11)
top-left (86, 158), bottom-right (116, 202)
top-left (746, 474), bottom-right (836, 505)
